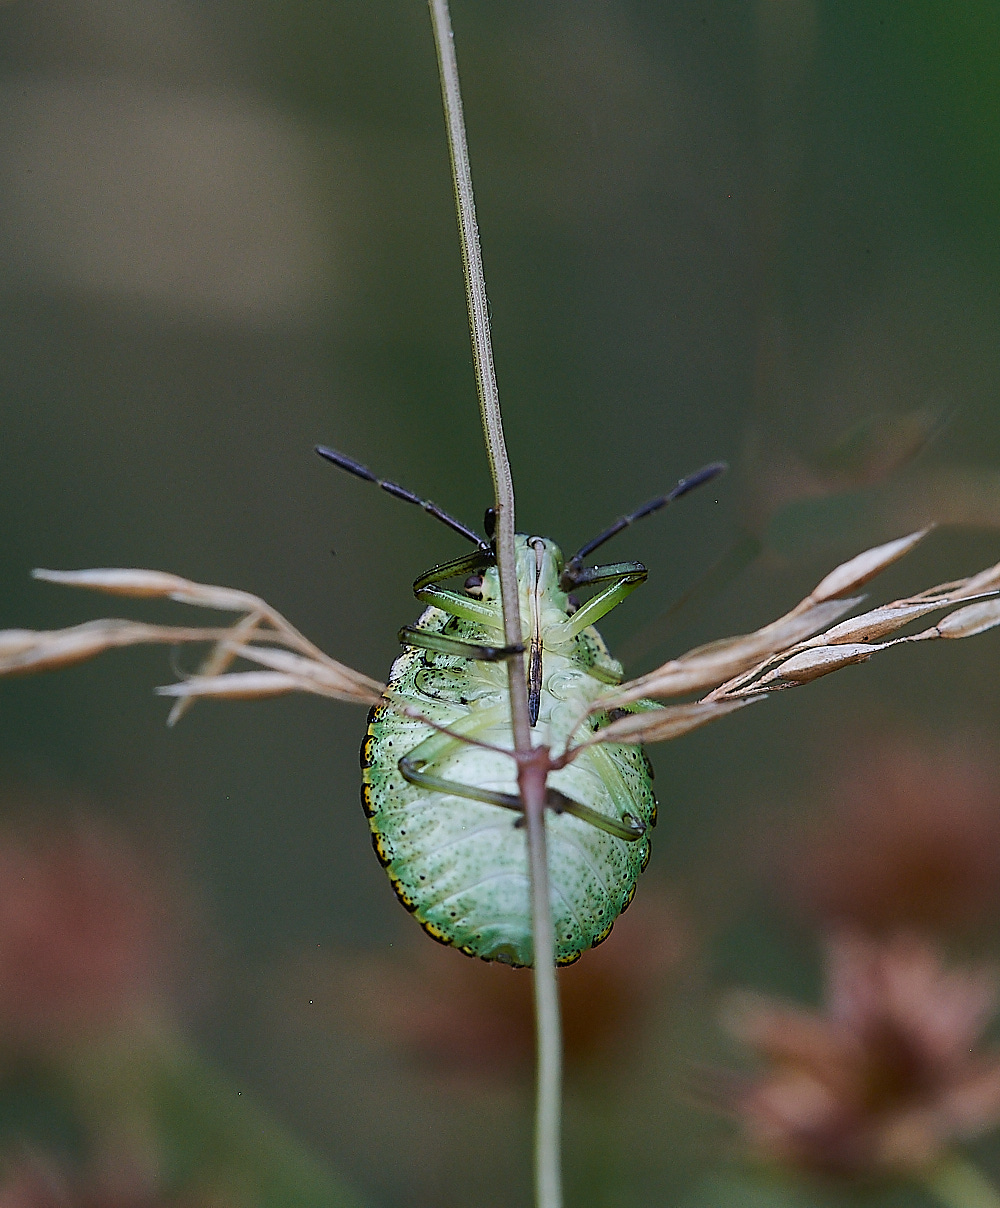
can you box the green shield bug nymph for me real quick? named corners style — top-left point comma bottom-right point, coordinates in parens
top-left (317, 445), bottom-right (724, 967)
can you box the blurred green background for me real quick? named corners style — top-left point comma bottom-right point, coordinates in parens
top-left (1, 2), bottom-right (1000, 1205)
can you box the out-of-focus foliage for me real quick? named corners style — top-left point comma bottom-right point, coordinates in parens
top-left (1, 1), bottom-right (1000, 1205)
top-left (0, 818), bottom-right (360, 1206)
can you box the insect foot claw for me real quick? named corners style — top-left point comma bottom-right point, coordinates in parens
top-left (544, 791), bottom-right (648, 843)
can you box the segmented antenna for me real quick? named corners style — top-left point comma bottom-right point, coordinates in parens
top-left (316, 446), bottom-right (487, 547)
top-left (566, 461), bottom-right (727, 570)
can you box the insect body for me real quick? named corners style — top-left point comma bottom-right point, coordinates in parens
top-left (319, 444), bottom-right (723, 968)
top-left (364, 535), bottom-right (656, 967)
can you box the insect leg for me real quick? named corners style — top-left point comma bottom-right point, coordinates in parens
top-left (583, 661), bottom-right (625, 686)
top-left (398, 709), bottom-right (645, 840)
top-left (549, 796), bottom-right (646, 840)
top-left (398, 626), bottom-right (524, 661)
top-left (561, 564), bottom-right (649, 639)
top-left (393, 704), bottom-right (515, 759)
top-left (400, 754), bottom-right (644, 840)
top-left (409, 552), bottom-right (511, 653)
top-left (580, 741), bottom-right (655, 838)
top-left (399, 753), bottom-right (523, 812)
top-left (397, 704), bottom-right (522, 811)
top-left (396, 700), bottom-right (510, 761)
top-left (563, 560), bottom-right (647, 589)
top-left (412, 586), bottom-right (502, 627)
top-left (412, 548), bottom-right (495, 593)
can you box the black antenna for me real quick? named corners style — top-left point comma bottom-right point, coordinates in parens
top-left (565, 461), bottom-right (727, 571)
top-left (316, 446), bottom-right (487, 548)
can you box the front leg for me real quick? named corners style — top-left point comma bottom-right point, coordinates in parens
top-left (562, 562), bottom-right (648, 638)
top-left (412, 548), bottom-right (495, 592)
top-left (399, 625), bottom-right (523, 662)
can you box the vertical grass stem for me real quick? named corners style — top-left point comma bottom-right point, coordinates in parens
top-left (428, 4), bottom-right (563, 1206)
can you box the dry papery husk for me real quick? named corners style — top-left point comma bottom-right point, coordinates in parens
top-left (1, 536), bottom-right (998, 747)
top-left (589, 531), bottom-right (1000, 747)
top-left (0, 568), bottom-right (383, 723)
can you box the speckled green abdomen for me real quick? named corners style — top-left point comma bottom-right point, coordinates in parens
top-left (361, 536), bottom-right (657, 968)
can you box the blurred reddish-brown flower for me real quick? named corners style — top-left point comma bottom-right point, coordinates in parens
top-left (784, 738), bottom-right (1000, 934)
top-left (720, 933), bottom-right (1000, 1178)
top-left (0, 824), bottom-right (173, 1044)
top-left (0, 1157), bottom-right (68, 1208)
top-left (302, 888), bottom-right (686, 1078)
top-left (0, 1153), bottom-right (229, 1208)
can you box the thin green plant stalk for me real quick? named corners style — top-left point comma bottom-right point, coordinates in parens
top-left (427, 4), bottom-right (563, 1207)
top-left (923, 1154), bottom-right (1000, 1208)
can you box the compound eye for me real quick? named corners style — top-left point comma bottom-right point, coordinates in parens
top-left (565, 594), bottom-right (580, 616)
top-left (464, 574), bottom-right (485, 598)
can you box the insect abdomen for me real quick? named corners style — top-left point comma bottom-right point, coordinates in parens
top-left (361, 600), bottom-right (656, 968)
